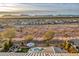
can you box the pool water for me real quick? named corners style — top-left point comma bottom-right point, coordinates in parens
top-left (28, 47), bottom-right (44, 52)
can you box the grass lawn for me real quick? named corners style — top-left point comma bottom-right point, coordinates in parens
top-left (17, 48), bottom-right (30, 53)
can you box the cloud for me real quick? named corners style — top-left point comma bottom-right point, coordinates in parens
top-left (0, 3), bottom-right (79, 15)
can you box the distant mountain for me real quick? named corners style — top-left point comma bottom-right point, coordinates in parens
top-left (0, 10), bottom-right (79, 17)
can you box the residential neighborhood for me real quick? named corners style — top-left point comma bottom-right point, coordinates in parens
top-left (0, 16), bottom-right (79, 56)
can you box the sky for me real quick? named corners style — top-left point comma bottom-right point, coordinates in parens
top-left (0, 3), bottom-right (79, 15)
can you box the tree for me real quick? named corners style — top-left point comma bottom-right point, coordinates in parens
top-left (1, 28), bottom-right (15, 52)
top-left (43, 31), bottom-right (54, 46)
top-left (43, 31), bottom-right (54, 41)
top-left (0, 32), bottom-right (3, 39)
top-left (24, 35), bottom-right (33, 42)
top-left (3, 39), bottom-right (13, 52)
top-left (63, 33), bottom-right (69, 41)
top-left (64, 34), bottom-right (70, 38)
top-left (2, 28), bottom-right (16, 40)
top-left (3, 42), bottom-right (9, 52)
top-left (64, 41), bottom-right (71, 50)
top-left (62, 40), bottom-right (77, 53)
top-left (68, 46), bottom-right (77, 53)
top-left (8, 39), bottom-right (13, 47)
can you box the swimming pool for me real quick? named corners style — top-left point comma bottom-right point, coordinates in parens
top-left (28, 47), bottom-right (44, 52)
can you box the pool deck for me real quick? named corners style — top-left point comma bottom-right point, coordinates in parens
top-left (0, 46), bottom-right (77, 56)
top-left (0, 52), bottom-right (79, 56)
